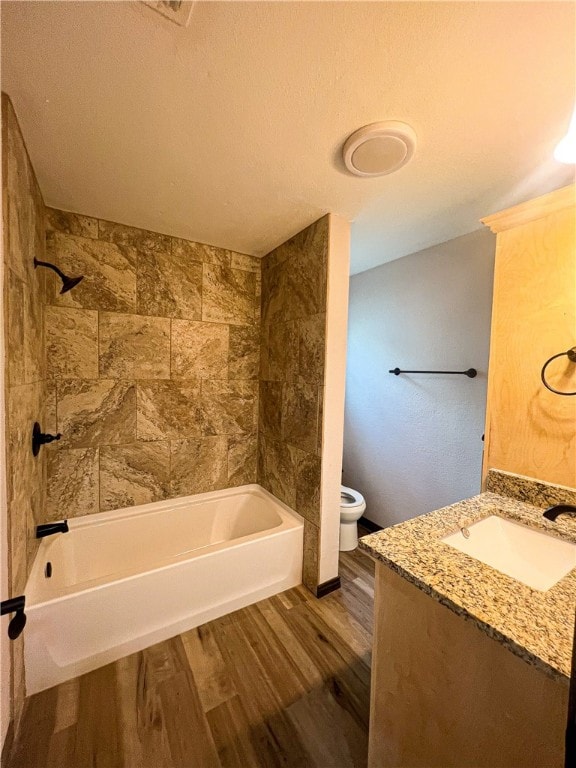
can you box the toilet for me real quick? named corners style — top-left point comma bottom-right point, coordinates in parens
top-left (339, 485), bottom-right (367, 551)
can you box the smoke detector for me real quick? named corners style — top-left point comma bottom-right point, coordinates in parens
top-left (342, 121), bottom-right (417, 177)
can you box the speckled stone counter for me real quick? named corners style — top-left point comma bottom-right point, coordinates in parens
top-left (359, 471), bottom-right (576, 682)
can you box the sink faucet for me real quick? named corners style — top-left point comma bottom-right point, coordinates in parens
top-left (543, 504), bottom-right (576, 522)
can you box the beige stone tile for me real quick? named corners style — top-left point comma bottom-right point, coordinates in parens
top-left (302, 520), bottom-right (320, 591)
top-left (137, 248), bottom-right (201, 319)
top-left (57, 379), bottom-right (136, 448)
top-left (262, 217), bottom-right (328, 326)
top-left (3, 95), bottom-right (36, 285)
top-left (230, 251), bottom-right (261, 273)
top-left (298, 312), bottom-right (326, 384)
top-left (171, 319), bottom-right (228, 379)
top-left (172, 238), bottom-right (231, 267)
top-left (267, 320), bottom-right (298, 381)
top-left (7, 382), bottom-right (45, 521)
top-left (6, 268), bottom-right (25, 387)
top-left (202, 380), bottom-right (258, 436)
top-left (294, 449), bottom-right (321, 526)
top-left (257, 431), bottom-right (266, 486)
top-left (12, 633), bottom-right (26, 730)
top-left (100, 442), bottom-right (170, 512)
top-left (228, 434), bottom-right (257, 486)
top-left (30, 472), bottom-right (46, 528)
top-left (261, 261), bottom-right (289, 330)
top-left (254, 270), bottom-right (262, 324)
top-left (45, 207), bottom-right (98, 239)
top-left (9, 491), bottom-right (30, 596)
top-left (45, 231), bottom-right (137, 312)
top-left (202, 264), bottom-right (256, 325)
top-left (14, 484), bottom-right (46, 595)
top-left (45, 306), bottom-right (99, 380)
top-left (23, 274), bottom-right (45, 383)
top-left (98, 219), bottom-right (171, 253)
top-left (303, 214), bottom-right (329, 261)
top-left (137, 380), bottom-right (202, 441)
top-left (5, 186), bottom-right (34, 283)
top-left (259, 325), bottom-right (270, 381)
top-left (26, 486), bottom-right (43, 573)
top-left (99, 312), bottom-right (170, 379)
top-left (257, 434), bottom-right (296, 508)
top-left (44, 381), bottom-right (58, 434)
top-left (282, 381), bottom-right (320, 453)
top-left (258, 381), bottom-right (283, 440)
top-left (262, 235), bottom-right (293, 273)
top-left (228, 325), bottom-right (260, 380)
top-left (170, 436), bottom-right (228, 497)
top-left (288, 245), bottom-right (327, 320)
top-left (47, 447), bottom-right (99, 519)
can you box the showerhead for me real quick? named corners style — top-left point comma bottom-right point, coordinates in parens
top-left (60, 274), bottom-right (84, 294)
top-left (33, 258), bottom-right (84, 294)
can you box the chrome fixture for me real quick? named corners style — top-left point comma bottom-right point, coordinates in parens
top-left (33, 257), bottom-right (84, 293)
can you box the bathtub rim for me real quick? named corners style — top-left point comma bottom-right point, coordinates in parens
top-left (26, 484), bottom-right (304, 607)
top-left (57, 482), bottom-right (299, 530)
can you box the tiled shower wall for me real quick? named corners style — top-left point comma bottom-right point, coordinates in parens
top-left (44, 210), bottom-right (261, 517)
top-left (3, 94), bottom-right (334, 674)
top-left (2, 94), bottom-right (47, 727)
top-left (258, 217), bottom-right (328, 590)
top-left (2, 96), bottom-right (339, 743)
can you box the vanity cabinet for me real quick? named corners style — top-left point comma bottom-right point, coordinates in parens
top-left (368, 563), bottom-right (567, 768)
top-left (360, 480), bottom-right (575, 768)
top-left (481, 184), bottom-right (576, 488)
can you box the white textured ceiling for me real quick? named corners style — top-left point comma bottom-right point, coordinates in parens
top-left (1, 1), bottom-right (575, 274)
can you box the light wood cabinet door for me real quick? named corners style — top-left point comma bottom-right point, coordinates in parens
top-left (482, 185), bottom-right (576, 488)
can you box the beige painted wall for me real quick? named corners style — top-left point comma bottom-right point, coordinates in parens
top-left (344, 229), bottom-right (495, 528)
top-left (368, 563), bottom-right (568, 768)
top-left (482, 185), bottom-right (576, 488)
top-left (318, 215), bottom-right (350, 584)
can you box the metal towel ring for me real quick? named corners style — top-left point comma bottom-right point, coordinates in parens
top-left (540, 347), bottom-right (576, 396)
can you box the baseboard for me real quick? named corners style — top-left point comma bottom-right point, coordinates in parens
top-left (359, 515), bottom-right (383, 533)
top-left (315, 576), bottom-right (341, 598)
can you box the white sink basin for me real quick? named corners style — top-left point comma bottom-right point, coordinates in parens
top-left (441, 515), bottom-right (576, 591)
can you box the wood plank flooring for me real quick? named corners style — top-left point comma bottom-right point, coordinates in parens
top-left (7, 543), bottom-right (374, 768)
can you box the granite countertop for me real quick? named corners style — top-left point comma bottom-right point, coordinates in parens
top-left (359, 470), bottom-right (576, 682)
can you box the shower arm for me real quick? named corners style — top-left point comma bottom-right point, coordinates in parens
top-left (33, 258), bottom-right (68, 281)
top-left (33, 258), bottom-right (84, 294)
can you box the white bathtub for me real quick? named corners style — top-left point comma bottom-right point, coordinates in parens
top-left (24, 484), bottom-right (303, 695)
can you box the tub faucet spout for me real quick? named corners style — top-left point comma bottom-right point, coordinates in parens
top-left (36, 520), bottom-right (69, 538)
top-left (543, 504), bottom-right (576, 522)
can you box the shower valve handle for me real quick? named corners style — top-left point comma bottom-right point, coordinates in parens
top-left (40, 433), bottom-right (61, 445)
top-left (32, 422), bottom-right (62, 457)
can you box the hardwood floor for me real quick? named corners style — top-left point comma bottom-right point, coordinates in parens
top-left (7, 543), bottom-right (375, 768)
